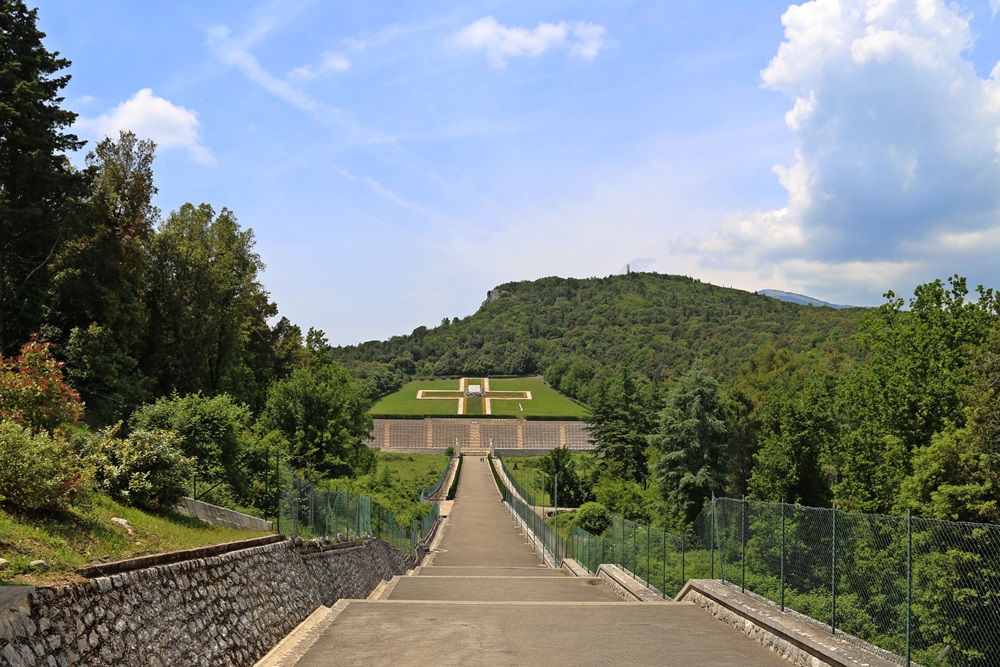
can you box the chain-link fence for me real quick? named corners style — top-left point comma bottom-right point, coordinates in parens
top-left (711, 498), bottom-right (1000, 666)
top-left (276, 466), bottom-right (439, 558)
top-left (494, 457), bottom-right (1000, 666)
top-left (419, 457), bottom-right (453, 502)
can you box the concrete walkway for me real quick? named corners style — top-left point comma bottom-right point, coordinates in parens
top-left (289, 457), bottom-right (790, 667)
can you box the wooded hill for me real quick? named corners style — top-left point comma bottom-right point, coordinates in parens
top-left (332, 273), bottom-right (867, 405)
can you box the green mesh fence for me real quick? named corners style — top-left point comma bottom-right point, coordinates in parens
top-left (419, 457), bottom-right (453, 502)
top-left (276, 466), bottom-right (439, 558)
top-left (712, 499), bottom-right (1000, 666)
top-left (494, 457), bottom-right (1000, 666)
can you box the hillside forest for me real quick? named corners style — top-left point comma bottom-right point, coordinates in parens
top-left (3, 0), bottom-right (999, 542)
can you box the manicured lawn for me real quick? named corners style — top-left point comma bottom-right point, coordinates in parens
top-left (372, 379), bottom-right (462, 415)
top-left (488, 377), bottom-right (588, 418)
top-left (372, 376), bottom-right (588, 418)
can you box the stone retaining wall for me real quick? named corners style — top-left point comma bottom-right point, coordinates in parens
top-left (0, 536), bottom-right (424, 667)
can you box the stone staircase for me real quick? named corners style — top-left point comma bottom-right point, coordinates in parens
top-left (262, 457), bottom-right (793, 667)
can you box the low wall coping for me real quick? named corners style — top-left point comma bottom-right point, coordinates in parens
top-left (677, 579), bottom-right (909, 667)
top-left (596, 564), bottom-right (665, 602)
top-left (76, 533), bottom-right (286, 579)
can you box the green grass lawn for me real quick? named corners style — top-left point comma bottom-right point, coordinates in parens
top-left (0, 496), bottom-right (268, 587)
top-left (372, 376), bottom-right (588, 418)
top-left (372, 379), bottom-right (462, 415)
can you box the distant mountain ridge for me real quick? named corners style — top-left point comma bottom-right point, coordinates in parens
top-left (757, 289), bottom-right (854, 310)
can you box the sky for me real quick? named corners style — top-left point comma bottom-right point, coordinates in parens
top-left (35, 0), bottom-right (1000, 345)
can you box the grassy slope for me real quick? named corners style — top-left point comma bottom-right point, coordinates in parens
top-left (0, 496), bottom-right (267, 587)
top-left (1, 452), bottom-right (450, 587)
top-left (374, 452), bottom-right (450, 490)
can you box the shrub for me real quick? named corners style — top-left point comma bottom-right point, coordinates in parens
top-left (0, 337), bottom-right (83, 434)
top-left (575, 502), bottom-right (612, 535)
top-left (89, 425), bottom-right (193, 511)
top-left (0, 421), bottom-right (92, 511)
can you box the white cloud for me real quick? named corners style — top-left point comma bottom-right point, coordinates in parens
top-left (207, 26), bottom-right (390, 144)
top-left (451, 16), bottom-right (609, 68)
top-left (76, 89), bottom-right (213, 165)
top-left (289, 52), bottom-right (351, 80)
top-left (679, 0), bottom-right (1000, 301)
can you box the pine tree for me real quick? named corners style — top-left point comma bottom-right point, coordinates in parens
top-left (0, 0), bottom-right (87, 352)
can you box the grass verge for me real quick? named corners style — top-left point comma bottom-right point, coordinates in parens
top-left (0, 496), bottom-right (268, 587)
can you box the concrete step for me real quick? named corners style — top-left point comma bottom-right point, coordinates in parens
top-left (417, 566), bottom-right (562, 577)
top-left (290, 600), bottom-right (788, 667)
top-left (384, 575), bottom-right (623, 602)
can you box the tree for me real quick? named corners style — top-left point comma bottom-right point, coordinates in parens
top-left (145, 203), bottom-right (275, 403)
top-left (834, 276), bottom-right (997, 512)
top-left (539, 446), bottom-right (585, 507)
top-left (0, 0), bottom-right (88, 352)
top-left (259, 362), bottom-right (374, 479)
top-left (50, 131), bottom-right (158, 347)
top-left (586, 367), bottom-right (651, 483)
top-left (129, 392), bottom-right (256, 505)
top-left (748, 374), bottom-right (835, 506)
top-left (650, 360), bottom-right (727, 527)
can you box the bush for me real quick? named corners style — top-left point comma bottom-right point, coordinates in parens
top-left (0, 421), bottom-right (92, 511)
top-left (0, 337), bottom-right (83, 434)
top-left (575, 502), bottom-right (612, 535)
top-left (89, 425), bottom-right (193, 511)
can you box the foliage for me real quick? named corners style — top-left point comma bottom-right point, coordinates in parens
top-left (260, 362), bottom-right (374, 478)
top-left (749, 373), bottom-right (836, 506)
top-left (574, 501), bottom-right (611, 535)
top-left (50, 131), bottom-right (158, 424)
top-left (586, 368), bottom-right (654, 482)
top-left (651, 360), bottom-right (727, 527)
top-left (129, 392), bottom-right (258, 506)
top-left (539, 446), bottom-right (586, 507)
top-left (0, 421), bottom-right (92, 511)
top-left (0, 337), bottom-right (83, 433)
top-left (0, 0), bottom-right (88, 352)
top-left (330, 273), bottom-right (865, 406)
top-left (834, 276), bottom-right (997, 513)
top-left (86, 424), bottom-right (193, 511)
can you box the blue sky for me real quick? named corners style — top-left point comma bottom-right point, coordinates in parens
top-left (37, 0), bottom-right (1000, 344)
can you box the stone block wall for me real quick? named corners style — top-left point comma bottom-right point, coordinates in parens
top-left (0, 537), bottom-right (419, 667)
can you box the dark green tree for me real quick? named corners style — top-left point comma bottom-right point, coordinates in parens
top-left (748, 374), bottom-right (835, 506)
top-left (650, 360), bottom-right (727, 526)
top-left (585, 367), bottom-right (650, 482)
top-left (145, 203), bottom-right (275, 403)
top-left (129, 392), bottom-right (257, 505)
top-left (52, 131), bottom-right (159, 423)
top-left (0, 0), bottom-right (87, 351)
top-left (539, 446), bottom-right (584, 507)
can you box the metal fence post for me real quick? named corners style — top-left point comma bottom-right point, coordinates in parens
top-left (681, 529), bottom-right (686, 584)
top-left (831, 504), bottom-right (837, 635)
top-left (780, 502), bottom-right (786, 611)
top-left (275, 452), bottom-right (281, 534)
top-left (662, 529), bottom-right (667, 599)
top-left (741, 496), bottom-right (747, 593)
top-left (906, 510), bottom-right (912, 667)
top-left (711, 499), bottom-right (716, 580)
top-left (646, 524), bottom-right (651, 582)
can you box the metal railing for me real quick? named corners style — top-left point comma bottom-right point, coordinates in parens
top-left (277, 468), bottom-right (439, 558)
top-left (419, 456), bottom-right (453, 502)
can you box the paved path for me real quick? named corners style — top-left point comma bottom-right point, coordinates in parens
top-left (291, 457), bottom-right (790, 667)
